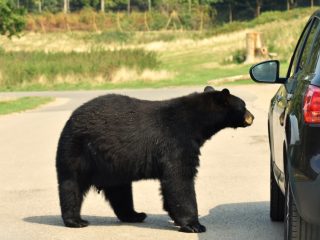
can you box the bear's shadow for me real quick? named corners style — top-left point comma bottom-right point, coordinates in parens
top-left (23, 202), bottom-right (283, 239)
top-left (198, 201), bottom-right (283, 240)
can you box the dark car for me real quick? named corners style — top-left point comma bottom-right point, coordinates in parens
top-left (250, 10), bottom-right (320, 240)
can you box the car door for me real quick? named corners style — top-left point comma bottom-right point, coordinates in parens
top-left (270, 18), bottom-right (320, 187)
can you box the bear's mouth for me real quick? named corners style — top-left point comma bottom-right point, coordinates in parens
top-left (244, 110), bottom-right (254, 127)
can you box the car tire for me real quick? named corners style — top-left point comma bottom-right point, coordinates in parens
top-left (270, 161), bottom-right (285, 221)
top-left (284, 180), bottom-right (320, 240)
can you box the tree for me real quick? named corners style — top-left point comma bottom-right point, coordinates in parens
top-left (127, 0), bottom-right (130, 13)
top-left (0, 0), bottom-right (25, 37)
top-left (244, 0), bottom-right (262, 17)
top-left (100, 0), bottom-right (104, 12)
top-left (63, 0), bottom-right (69, 13)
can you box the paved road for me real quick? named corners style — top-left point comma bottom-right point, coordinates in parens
top-left (0, 85), bottom-right (283, 240)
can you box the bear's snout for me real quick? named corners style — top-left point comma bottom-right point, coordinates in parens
top-left (244, 110), bottom-right (254, 126)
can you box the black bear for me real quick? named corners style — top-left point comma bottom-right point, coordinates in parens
top-left (56, 86), bottom-right (254, 233)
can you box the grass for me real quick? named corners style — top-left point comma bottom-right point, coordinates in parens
top-left (0, 97), bottom-right (54, 115)
top-left (83, 8), bottom-right (315, 45)
top-left (209, 8), bottom-right (314, 36)
top-left (0, 7), bottom-right (310, 91)
top-left (0, 49), bottom-right (159, 90)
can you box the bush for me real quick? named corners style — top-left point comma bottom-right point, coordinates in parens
top-left (232, 49), bottom-right (246, 64)
top-left (0, 0), bottom-right (25, 37)
top-left (0, 49), bottom-right (160, 89)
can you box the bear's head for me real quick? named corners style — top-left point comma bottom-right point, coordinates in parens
top-left (204, 86), bottom-right (254, 128)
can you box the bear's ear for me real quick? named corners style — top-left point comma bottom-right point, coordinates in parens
top-left (217, 88), bottom-right (230, 104)
top-left (204, 86), bottom-right (215, 92)
top-left (221, 88), bottom-right (230, 96)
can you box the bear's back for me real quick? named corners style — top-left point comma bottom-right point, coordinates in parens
top-left (67, 94), bottom-right (168, 140)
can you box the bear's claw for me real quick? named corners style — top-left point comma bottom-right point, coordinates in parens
top-left (179, 223), bottom-right (206, 233)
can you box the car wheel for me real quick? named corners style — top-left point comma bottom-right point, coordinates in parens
top-left (270, 161), bottom-right (285, 221)
top-left (284, 180), bottom-right (320, 240)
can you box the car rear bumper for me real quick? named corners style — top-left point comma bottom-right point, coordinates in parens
top-left (291, 171), bottom-right (320, 225)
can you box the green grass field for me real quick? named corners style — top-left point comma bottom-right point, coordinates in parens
top-left (0, 97), bottom-right (54, 115)
top-left (0, 7), bottom-right (311, 91)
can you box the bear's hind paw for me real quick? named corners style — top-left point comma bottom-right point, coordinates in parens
top-left (64, 218), bottom-right (89, 228)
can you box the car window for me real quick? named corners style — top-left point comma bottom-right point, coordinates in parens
top-left (299, 18), bottom-right (320, 72)
top-left (305, 18), bottom-right (320, 74)
top-left (288, 19), bottom-right (313, 78)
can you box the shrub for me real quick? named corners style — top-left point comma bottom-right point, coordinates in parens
top-left (0, 49), bottom-right (160, 89)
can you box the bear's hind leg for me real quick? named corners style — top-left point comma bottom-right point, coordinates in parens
top-left (58, 177), bottom-right (90, 228)
top-left (103, 183), bottom-right (147, 223)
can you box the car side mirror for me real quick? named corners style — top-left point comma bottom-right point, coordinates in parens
top-left (249, 60), bottom-right (286, 84)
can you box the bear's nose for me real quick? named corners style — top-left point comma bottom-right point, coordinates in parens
top-left (244, 110), bottom-right (254, 126)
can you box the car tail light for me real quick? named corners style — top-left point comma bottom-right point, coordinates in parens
top-left (303, 85), bottom-right (320, 123)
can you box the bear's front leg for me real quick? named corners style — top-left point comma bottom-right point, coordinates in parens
top-left (160, 175), bottom-right (206, 233)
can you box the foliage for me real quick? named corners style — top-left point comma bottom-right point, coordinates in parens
top-left (206, 7), bottom-right (314, 36)
top-left (0, 49), bottom-right (160, 89)
top-left (25, 8), bottom-right (217, 32)
top-left (12, 0), bottom-right (319, 25)
top-left (232, 49), bottom-right (246, 64)
top-left (0, 0), bottom-right (25, 37)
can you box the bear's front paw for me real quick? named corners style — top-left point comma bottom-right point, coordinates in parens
top-left (64, 218), bottom-right (89, 228)
top-left (179, 223), bottom-right (206, 233)
top-left (119, 212), bottom-right (147, 223)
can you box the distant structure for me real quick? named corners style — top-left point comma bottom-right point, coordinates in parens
top-left (245, 32), bottom-right (274, 64)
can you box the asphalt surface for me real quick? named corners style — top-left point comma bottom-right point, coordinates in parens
top-left (0, 85), bottom-right (283, 240)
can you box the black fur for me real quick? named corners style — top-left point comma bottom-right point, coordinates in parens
top-left (56, 87), bottom-right (253, 232)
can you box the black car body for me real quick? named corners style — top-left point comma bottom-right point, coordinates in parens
top-left (250, 10), bottom-right (320, 240)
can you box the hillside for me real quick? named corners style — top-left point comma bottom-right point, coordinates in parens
top-left (0, 7), bottom-right (315, 90)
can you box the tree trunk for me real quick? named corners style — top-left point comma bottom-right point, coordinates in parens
top-left (290, 0), bottom-right (297, 8)
top-left (127, 0), bottom-right (130, 14)
top-left (100, 0), bottom-right (105, 12)
top-left (255, 0), bottom-right (261, 17)
top-left (38, 0), bottom-right (42, 12)
top-left (287, 0), bottom-right (290, 10)
top-left (188, 0), bottom-right (191, 14)
top-left (228, 3), bottom-right (232, 23)
top-left (200, 10), bottom-right (204, 32)
top-left (311, 0), bottom-right (314, 7)
top-left (148, 0), bottom-right (151, 12)
top-left (63, 0), bottom-right (68, 13)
